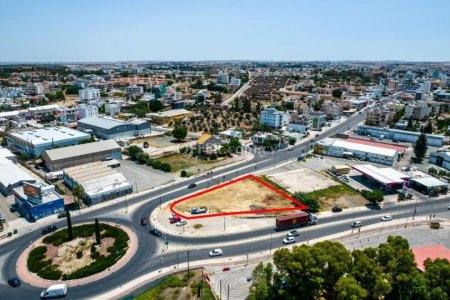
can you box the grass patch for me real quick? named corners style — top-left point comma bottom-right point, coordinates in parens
top-left (193, 224), bottom-right (203, 229)
top-left (306, 182), bottom-right (358, 199)
top-left (159, 153), bottom-right (218, 172)
top-left (135, 270), bottom-right (213, 300)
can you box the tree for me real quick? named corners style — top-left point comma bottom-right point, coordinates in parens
top-left (65, 205), bottom-right (73, 241)
top-left (242, 98), bottom-right (252, 113)
top-left (72, 184), bottom-right (84, 209)
top-left (248, 263), bottom-right (273, 300)
top-left (392, 108), bottom-right (405, 125)
top-left (414, 132), bottom-right (428, 161)
top-left (364, 189), bottom-right (384, 206)
top-left (94, 218), bottom-right (101, 245)
top-left (423, 120), bottom-right (433, 134)
top-left (126, 145), bottom-right (144, 160)
top-left (293, 192), bottom-right (320, 212)
top-left (233, 97), bottom-right (240, 111)
top-left (172, 126), bottom-right (188, 141)
top-left (406, 116), bottom-right (414, 131)
top-left (334, 276), bottom-right (368, 300)
top-left (428, 167), bottom-right (438, 175)
top-left (148, 100), bottom-right (164, 112)
top-left (332, 89), bottom-right (343, 98)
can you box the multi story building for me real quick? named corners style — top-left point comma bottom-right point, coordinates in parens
top-left (26, 82), bottom-right (45, 95)
top-left (287, 111), bottom-right (312, 133)
top-left (79, 88), bottom-right (101, 103)
top-left (229, 77), bottom-right (242, 87)
top-left (311, 111), bottom-right (327, 130)
top-left (387, 79), bottom-right (400, 90)
top-left (366, 107), bottom-right (395, 127)
top-left (321, 102), bottom-right (341, 120)
top-left (217, 72), bottom-right (229, 84)
top-left (105, 103), bottom-right (121, 116)
top-left (126, 85), bottom-right (144, 95)
top-left (404, 102), bottom-right (432, 120)
top-left (260, 107), bottom-right (289, 129)
top-left (78, 104), bottom-right (99, 120)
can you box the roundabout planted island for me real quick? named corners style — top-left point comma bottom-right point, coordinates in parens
top-left (27, 220), bottom-right (129, 281)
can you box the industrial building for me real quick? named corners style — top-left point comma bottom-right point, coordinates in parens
top-left (357, 125), bottom-right (445, 147)
top-left (13, 182), bottom-right (64, 221)
top-left (315, 138), bottom-right (399, 166)
top-left (429, 151), bottom-right (450, 170)
top-left (0, 155), bottom-right (36, 195)
top-left (77, 117), bottom-right (151, 140)
top-left (41, 140), bottom-right (122, 171)
top-left (145, 109), bottom-right (194, 125)
top-left (7, 126), bottom-right (91, 158)
top-left (63, 161), bottom-right (133, 205)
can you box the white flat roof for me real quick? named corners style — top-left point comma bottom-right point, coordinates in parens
top-left (82, 173), bottom-right (133, 197)
top-left (146, 109), bottom-right (192, 118)
top-left (0, 161), bottom-right (35, 186)
top-left (412, 176), bottom-right (447, 187)
top-left (11, 126), bottom-right (90, 146)
top-left (352, 164), bottom-right (409, 185)
top-left (332, 139), bottom-right (398, 157)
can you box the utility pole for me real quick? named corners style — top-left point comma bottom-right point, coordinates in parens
top-left (159, 196), bottom-right (162, 210)
top-left (220, 279), bottom-right (222, 299)
top-left (269, 233), bottom-right (273, 254)
top-left (223, 216), bottom-right (226, 231)
top-left (176, 235), bottom-right (179, 268)
top-left (227, 283), bottom-right (230, 300)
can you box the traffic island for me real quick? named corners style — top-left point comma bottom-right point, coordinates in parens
top-left (16, 222), bottom-right (138, 288)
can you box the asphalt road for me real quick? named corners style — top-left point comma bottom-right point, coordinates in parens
top-left (2, 112), bottom-right (405, 299)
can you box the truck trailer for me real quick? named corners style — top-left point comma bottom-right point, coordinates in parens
top-left (276, 212), bottom-right (317, 230)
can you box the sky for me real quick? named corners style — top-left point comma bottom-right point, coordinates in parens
top-left (0, 0), bottom-right (449, 62)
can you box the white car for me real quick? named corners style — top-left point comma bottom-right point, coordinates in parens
top-left (209, 249), bottom-right (223, 257)
top-left (381, 215), bottom-right (393, 222)
top-left (288, 148), bottom-right (294, 151)
top-left (283, 237), bottom-right (296, 244)
top-left (176, 220), bottom-right (187, 227)
top-left (287, 230), bottom-right (299, 237)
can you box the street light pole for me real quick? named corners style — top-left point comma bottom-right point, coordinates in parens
top-left (187, 251), bottom-right (190, 281)
top-left (269, 233), bottom-right (273, 254)
top-left (159, 196), bottom-right (162, 210)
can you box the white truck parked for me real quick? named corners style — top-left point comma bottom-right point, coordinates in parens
top-left (40, 283), bottom-right (67, 299)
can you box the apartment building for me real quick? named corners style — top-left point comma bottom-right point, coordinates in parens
top-left (321, 102), bottom-right (341, 120)
top-left (287, 111), bottom-right (312, 133)
top-left (26, 82), bottom-right (45, 95)
top-left (78, 104), bottom-right (99, 120)
top-left (366, 107), bottom-right (395, 127)
top-left (217, 72), bottom-right (229, 84)
top-left (404, 102), bottom-right (432, 120)
top-left (260, 107), bottom-right (289, 129)
top-left (79, 88), bottom-right (101, 103)
top-left (126, 85), bottom-right (144, 95)
top-left (105, 103), bottom-right (121, 116)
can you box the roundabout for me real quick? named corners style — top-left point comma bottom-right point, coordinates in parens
top-left (16, 222), bottom-right (138, 288)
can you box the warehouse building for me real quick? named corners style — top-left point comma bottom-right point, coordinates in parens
top-left (429, 151), bottom-right (450, 170)
top-left (77, 117), bottom-right (151, 140)
top-left (63, 161), bottom-right (133, 205)
top-left (41, 140), bottom-right (122, 171)
top-left (357, 125), bottom-right (445, 147)
top-left (0, 155), bottom-right (36, 195)
top-left (315, 138), bottom-right (399, 166)
top-left (13, 182), bottom-right (64, 221)
top-left (7, 126), bottom-right (91, 158)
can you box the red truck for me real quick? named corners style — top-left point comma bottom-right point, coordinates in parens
top-left (276, 212), bottom-right (317, 231)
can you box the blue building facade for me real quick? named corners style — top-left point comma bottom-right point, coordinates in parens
top-left (13, 183), bottom-right (64, 221)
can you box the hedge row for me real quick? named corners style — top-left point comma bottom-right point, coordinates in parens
top-left (27, 246), bottom-right (50, 273)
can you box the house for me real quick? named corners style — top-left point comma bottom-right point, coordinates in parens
top-left (219, 128), bottom-right (243, 140)
top-left (287, 111), bottom-right (312, 134)
top-left (196, 134), bottom-right (223, 156)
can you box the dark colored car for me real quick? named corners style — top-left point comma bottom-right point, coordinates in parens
top-left (9, 206), bottom-right (17, 213)
top-left (188, 183), bottom-right (197, 189)
top-left (7, 277), bottom-right (21, 287)
top-left (141, 216), bottom-right (148, 226)
top-left (41, 225), bottom-right (57, 235)
top-left (332, 206), bottom-right (343, 213)
top-left (57, 211), bottom-right (67, 219)
top-left (149, 228), bottom-right (162, 237)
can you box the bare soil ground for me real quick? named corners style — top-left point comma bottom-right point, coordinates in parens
top-left (268, 168), bottom-right (339, 194)
top-left (172, 177), bottom-right (297, 215)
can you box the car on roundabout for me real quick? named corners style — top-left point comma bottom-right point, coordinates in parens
top-left (7, 277), bottom-right (21, 287)
top-left (41, 225), bottom-right (57, 235)
top-left (176, 220), bottom-right (187, 227)
top-left (209, 249), bottom-right (223, 257)
top-left (149, 228), bottom-right (162, 237)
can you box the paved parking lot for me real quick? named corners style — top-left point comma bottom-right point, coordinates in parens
top-left (119, 160), bottom-right (176, 193)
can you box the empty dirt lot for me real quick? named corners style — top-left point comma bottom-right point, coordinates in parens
top-left (268, 168), bottom-right (339, 193)
top-left (171, 177), bottom-right (298, 216)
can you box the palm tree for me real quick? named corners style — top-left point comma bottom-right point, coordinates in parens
top-left (72, 184), bottom-right (85, 209)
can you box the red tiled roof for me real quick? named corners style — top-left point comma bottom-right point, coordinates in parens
top-left (346, 138), bottom-right (408, 152)
top-left (412, 245), bottom-right (450, 272)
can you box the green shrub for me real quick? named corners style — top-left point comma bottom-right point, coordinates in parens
top-left (76, 251), bottom-right (83, 259)
top-left (165, 275), bottom-right (188, 288)
top-left (90, 251), bottom-right (100, 260)
top-left (160, 163), bottom-right (172, 172)
top-left (37, 265), bottom-right (62, 280)
top-left (28, 246), bottom-right (50, 273)
top-left (91, 244), bottom-right (96, 253)
top-left (180, 170), bottom-right (187, 177)
top-left (182, 271), bottom-right (195, 282)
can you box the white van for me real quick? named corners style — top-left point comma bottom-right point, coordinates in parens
top-left (40, 283), bottom-right (67, 299)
